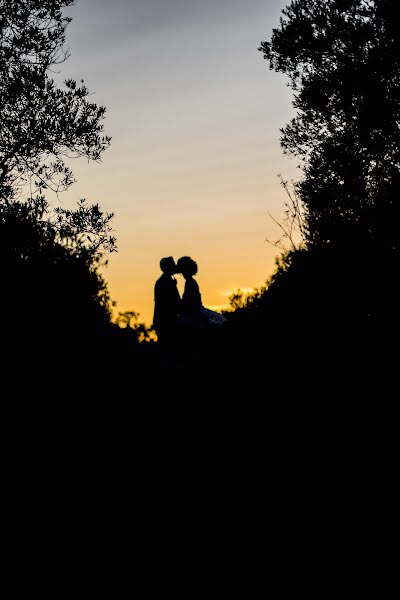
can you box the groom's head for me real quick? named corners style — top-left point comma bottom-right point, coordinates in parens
top-left (160, 256), bottom-right (177, 275)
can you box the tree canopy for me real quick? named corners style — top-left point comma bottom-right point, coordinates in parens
top-left (1, 1), bottom-right (109, 198)
top-left (260, 0), bottom-right (400, 248)
top-left (0, 0), bottom-right (115, 255)
top-left (0, 0), bottom-right (119, 370)
top-left (221, 0), bottom-right (400, 376)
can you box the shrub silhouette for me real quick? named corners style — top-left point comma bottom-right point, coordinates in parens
top-left (1, 200), bottom-right (113, 370)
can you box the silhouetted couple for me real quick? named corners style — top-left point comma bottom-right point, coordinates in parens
top-left (153, 256), bottom-right (227, 367)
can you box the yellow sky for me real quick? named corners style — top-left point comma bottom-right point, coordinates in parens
top-left (61, 0), bottom-right (299, 325)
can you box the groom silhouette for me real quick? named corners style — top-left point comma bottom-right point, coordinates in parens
top-left (152, 257), bottom-right (181, 345)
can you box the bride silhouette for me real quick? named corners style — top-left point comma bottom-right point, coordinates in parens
top-left (176, 256), bottom-right (227, 329)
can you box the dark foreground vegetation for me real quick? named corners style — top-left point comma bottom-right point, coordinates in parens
top-left (1, 1), bottom-right (399, 394)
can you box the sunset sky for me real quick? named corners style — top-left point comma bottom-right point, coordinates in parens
top-left (61, 0), bottom-right (299, 325)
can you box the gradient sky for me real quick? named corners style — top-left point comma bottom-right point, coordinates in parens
top-left (60, 0), bottom-right (299, 325)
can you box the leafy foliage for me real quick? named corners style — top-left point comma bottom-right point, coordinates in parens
top-left (0, 1), bottom-right (126, 372)
top-left (260, 0), bottom-right (400, 247)
top-left (0, 0), bottom-right (111, 206)
top-left (0, 198), bottom-right (113, 361)
top-left (219, 1), bottom-right (400, 378)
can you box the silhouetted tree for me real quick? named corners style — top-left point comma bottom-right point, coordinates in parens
top-left (0, 198), bottom-right (115, 371)
top-left (220, 1), bottom-right (400, 380)
top-left (260, 0), bottom-right (400, 249)
top-left (0, 0), bottom-right (116, 249)
top-left (0, 1), bottom-right (120, 374)
top-left (1, 1), bottom-right (110, 205)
